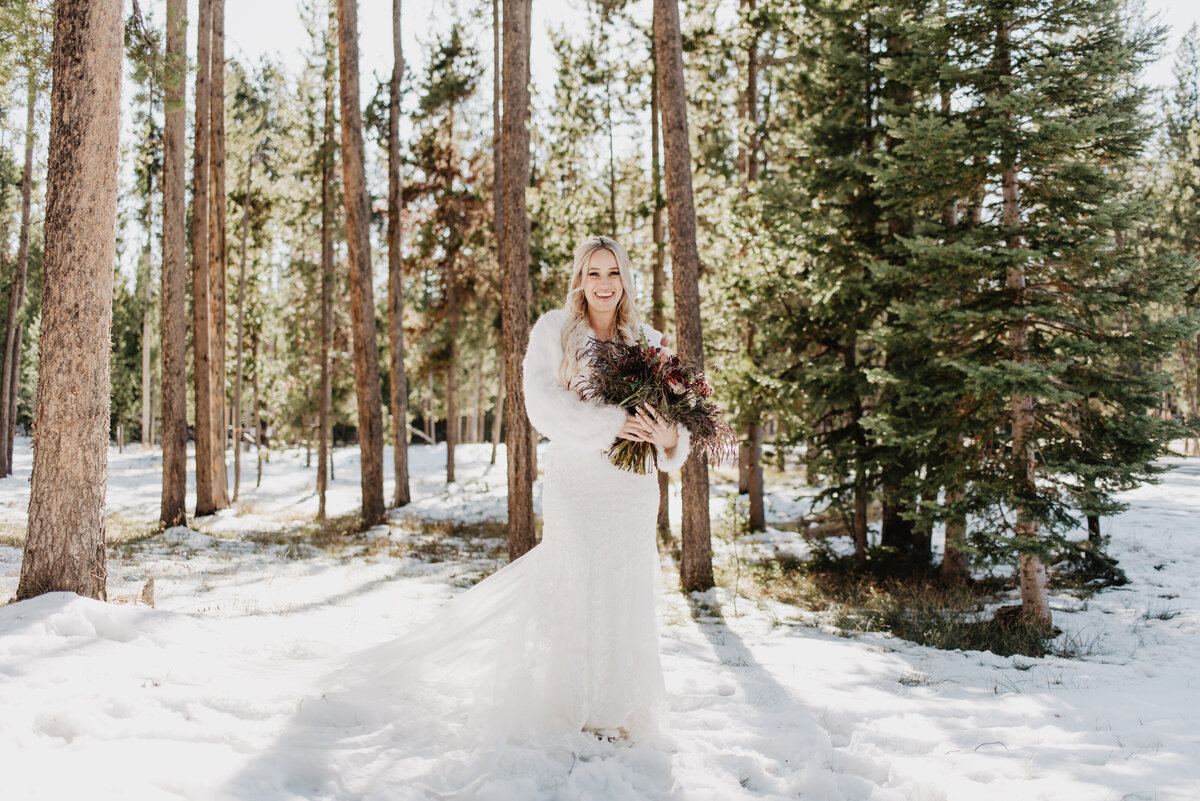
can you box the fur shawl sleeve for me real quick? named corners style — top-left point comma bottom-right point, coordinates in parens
top-left (523, 309), bottom-right (628, 450)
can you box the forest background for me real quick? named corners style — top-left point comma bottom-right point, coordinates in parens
top-left (5, 0), bottom-right (1200, 642)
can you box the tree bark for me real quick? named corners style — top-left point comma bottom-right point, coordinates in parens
top-left (489, 0), bottom-right (504, 471)
top-left (738, 0), bottom-right (764, 533)
top-left (999, 19), bottom-right (1050, 629)
top-left (0, 63), bottom-right (38, 477)
top-left (233, 155), bottom-right (252, 503)
top-left (446, 252), bottom-right (458, 484)
top-left (141, 244), bottom-right (154, 448)
top-left (17, 0), bottom-right (121, 601)
top-left (209, 0), bottom-right (229, 509)
top-left (317, 8), bottom-right (335, 521)
top-left (654, 0), bottom-right (713, 591)
top-left (253, 334), bottom-right (263, 488)
top-left (192, 0), bottom-right (215, 517)
top-left (336, 0), bottom-right (387, 528)
top-left (160, 0), bottom-right (188, 529)
top-left (491, 353), bottom-right (505, 465)
top-left (7, 324), bottom-right (23, 468)
top-left (650, 51), bottom-right (671, 538)
top-left (388, 0), bottom-right (411, 507)
top-left (501, 0), bottom-right (535, 560)
top-left (942, 436), bottom-right (969, 583)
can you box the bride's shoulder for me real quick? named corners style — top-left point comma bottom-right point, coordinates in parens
top-left (531, 308), bottom-right (569, 338)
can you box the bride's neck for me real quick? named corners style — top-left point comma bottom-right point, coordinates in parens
top-left (587, 308), bottom-right (617, 341)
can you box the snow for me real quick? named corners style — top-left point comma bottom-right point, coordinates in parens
top-left (1, 436), bottom-right (1198, 800)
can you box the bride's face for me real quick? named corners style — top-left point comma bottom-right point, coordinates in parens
top-left (582, 248), bottom-right (623, 314)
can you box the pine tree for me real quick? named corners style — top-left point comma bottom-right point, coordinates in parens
top-left (388, 0), bottom-right (412, 507)
top-left (192, 0), bottom-right (216, 516)
top-left (335, 0), bottom-right (387, 528)
top-left (656, 0), bottom-right (714, 591)
top-left (0, 1), bottom-right (49, 478)
top-left (17, 0), bottom-right (122, 600)
top-left (501, 0), bottom-right (536, 560)
top-left (160, 0), bottom-right (188, 528)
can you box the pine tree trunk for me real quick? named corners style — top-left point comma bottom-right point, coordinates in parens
top-left (655, 0), bottom-right (713, 592)
top-left (999, 19), bottom-right (1050, 630)
top-left (446, 253), bottom-right (458, 484)
top-left (748, 421), bottom-right (765, 531)
top-left (233, 155), bottom-right (252, 503)
top-left (388, 0), bottom-right (411, 507)
top-left (141, 245), bottom-right (154, 448)
top-left (7, 324), bottom-right (23, 468)
top-left (160, 0), bottom-right (188, 528)
top-left (501, 0), bottom-right (536, 560)
top-left (491, 353), bottom-right (504, 465)
top-left (209, 0), bottom-right (229, 509)
top-left (0, 67), bottom-right (37, 477)
top-left (336, 0), bottom-right (387, 528)
top-left (191, 0), bottom-right (215, 517)
top-left (650, 53), bottom-right (670, 538)
top-left (317, 18), bottom-right (335, 522)
top-left (16, 0), bottom-right (121, 601)
top-left (847, 342), bottom-right (868, 565)
top-left (472, 354), bottom-right (483, 442)
top-left (253, 334), bottom-right (263, 488)
top-left (942, 437), bottom-right (968, 583)
top-left (489, 0), bottom-right (503, 471)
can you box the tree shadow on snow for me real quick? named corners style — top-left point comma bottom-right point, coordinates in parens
top-left (677, 595), bottom-right (868, 799)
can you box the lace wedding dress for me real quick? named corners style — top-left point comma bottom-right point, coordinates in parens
top-left (346, 308), bottom-right (690, 746)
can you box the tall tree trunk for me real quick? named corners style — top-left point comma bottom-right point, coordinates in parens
top-left (940, 88), bottom-right (967, 583)
top-left (489, 0), bottom-right (504, 471)
top-left (501, 0), bottom-right (535, 560)
top-left (0, 64), bottom-right (38, 477)
top-left (209, 0), bottom-right (229, 509)
top-left (253, 334), bottom-right (263, 488)
top-left (739, 0), bottom-right (765, 533)
top-left (426, 369), bottom-right (435, 443)
top-left (650, 49), bottom-right (670, 538)
top-left (16, 0), bottom-right (121, 601)
top-left (336, 0), bottom-right (387, 528)
top-left (317, 9), bottom-right (335, 522)
top-left (140, 83), bottom-right (156, 452)
top-left (472, 353), bottom-right (482, 442)
top-left (654, 0), bottom-right (713, 591)
top-left (603, 18), bottom-right (617, 238)
top-left (491, 353), bottom-right (504, 465)
top-left (389, 0), bottom-right (411, 507)
top-left (847, 342), bottom-right (868, 566)
top-left (942, 435), bottom-right (969, 584)
top-left (141, 246), bottom-right (154, 448)
top-left (446, 253), bottom-right (458, 484)
top-left (999, 19), bottom-right (1050, 629)
top-left (7, 324), bottom-right (23, 468)
top-left (233, 155), bottom-right (252, 503)
top-left (160, 0), bottom-right (188, 528)
top-left (192, 0), bottom-right (215, 516)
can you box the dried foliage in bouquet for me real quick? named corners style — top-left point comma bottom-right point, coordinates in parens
top-left (577, 334), bottom-right (738, 474)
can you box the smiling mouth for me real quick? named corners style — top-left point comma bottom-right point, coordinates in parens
top-left (596, 292), bottom-right (615, 299)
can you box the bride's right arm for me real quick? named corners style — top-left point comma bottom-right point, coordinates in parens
top-left (522, 310), bottom-right (628, 450)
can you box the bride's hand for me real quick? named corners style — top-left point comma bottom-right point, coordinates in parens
top-left (618, 417), bottom-right (648, 442)
top-left (629, 404), bottom-right (678, 451)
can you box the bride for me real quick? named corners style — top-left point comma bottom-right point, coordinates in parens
top-left (349, 235), bottom-right (689, 745)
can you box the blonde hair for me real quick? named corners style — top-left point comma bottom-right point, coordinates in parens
top-left (558, 235), bottom-right (642, 390)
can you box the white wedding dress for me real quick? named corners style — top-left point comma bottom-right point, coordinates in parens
top-left (346, 308), bottom-right (690, 746)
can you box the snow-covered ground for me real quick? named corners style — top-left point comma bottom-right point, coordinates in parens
top-left (1, 436), bottom-right (1198, 800)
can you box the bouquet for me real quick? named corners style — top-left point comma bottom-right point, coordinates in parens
top-left (577, 333), bottom-right (737, 474)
